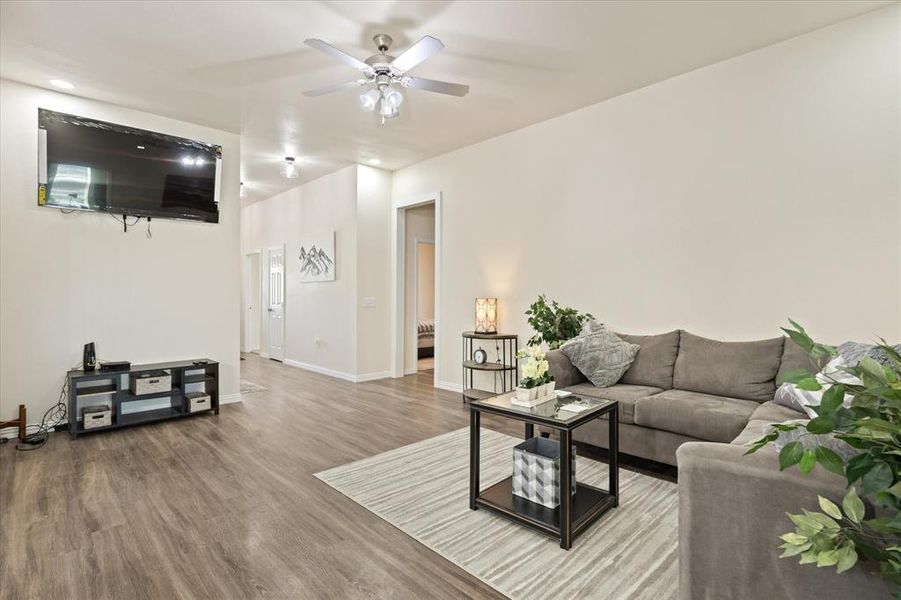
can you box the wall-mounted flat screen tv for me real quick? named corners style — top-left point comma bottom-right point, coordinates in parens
top-left (38, 109), bottom-right (221, 223)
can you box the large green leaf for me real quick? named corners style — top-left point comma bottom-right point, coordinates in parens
top-left (846, 454), bottom-right (876, 485)
top-left (779, 368), bottom-right (814, 386)
top-left (843, 488), bottom-right (865, 524)
top-left (780, 442), bottom-right (805, 471)
top-left (819, 385), bottom-right (845, 415)
top-left (861, 461), bottom-right (894, 496)
top-left (817, 549), bottom-right (840, 567)
top-left (818, 496), bottom-right (843, 520)
top-left (799, 449), bottom-right (817, 475)
top-left (797, 378), bottom-right (823, 392)
top-left (806, 416), bottom-right (835, 435)
top-left (814, 446), bottom-right (846, 476)
top-left (836, 545), bottom-right (859, 574)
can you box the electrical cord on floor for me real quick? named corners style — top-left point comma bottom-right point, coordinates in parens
top-left (13, 369), bottom-right (74, 451)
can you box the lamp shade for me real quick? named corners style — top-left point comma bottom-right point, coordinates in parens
top-left (475, 298), bottom-right (498, 334)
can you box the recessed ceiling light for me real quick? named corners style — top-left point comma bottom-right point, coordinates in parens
top-left (368, 158), bottom-right (381, 166)
top-left (49, 79), bottom-right (75, 90)
top-left (136, 145), bottom-right (145, 150)
top-left (283, 156), bottom-right (299, 179)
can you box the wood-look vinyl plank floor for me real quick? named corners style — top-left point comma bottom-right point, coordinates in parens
top-left (1, 353), bottom-right (671, 599)
top-left (1, 354), bottom-right (517, 600)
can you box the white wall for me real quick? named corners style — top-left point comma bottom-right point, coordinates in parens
top-left (0, 79), bottom-right (242, 423)
top-left (355, 165), bottom-right (393, 379)
top-left (418, 243), bottom-right (436, 321)
top-left (242, 165), bottom-right (357, 375)
top-left (392, 6), bottom-right (901, 390)
top-left (241, 164), bottom-right (392, 381)
top-left (403, 204), bottom-right (436, 373)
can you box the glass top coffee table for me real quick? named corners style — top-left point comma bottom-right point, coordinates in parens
top-left (469, 392), bottom-right (619, 550)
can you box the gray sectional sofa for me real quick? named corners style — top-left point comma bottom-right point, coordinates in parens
top-left (547, 329), bottom-right (812, 466)
top-left (547, 329), bottom-right (892, 599)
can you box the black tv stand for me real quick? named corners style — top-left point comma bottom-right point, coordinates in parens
top-left (67, 358), bottom-right (219, 438)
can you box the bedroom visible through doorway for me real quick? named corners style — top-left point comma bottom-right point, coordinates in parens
top-left (403, 202), bottom-right (436, 380)
top-left (416, 240), bottom-right (435, 373)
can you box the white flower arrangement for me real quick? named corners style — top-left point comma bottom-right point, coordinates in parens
top-left (516, 346), bottom-right (551, 389)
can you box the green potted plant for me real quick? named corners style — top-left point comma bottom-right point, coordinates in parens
top-left (746, 321), bottom-right (901, 592)
top-left (525, 294), bottom-right (593, 349)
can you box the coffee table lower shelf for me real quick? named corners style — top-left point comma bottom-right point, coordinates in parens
top-left (474, 476), bottom-right (616, 542)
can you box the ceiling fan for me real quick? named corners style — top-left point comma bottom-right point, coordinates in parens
top-left (303, 34), bottom-right (469, 123)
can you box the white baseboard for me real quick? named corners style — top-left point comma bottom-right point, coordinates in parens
top-left (258, 351), bottom-right (270, 359)
top-left (283, 359), bottom-right (389, 384)
top-left (356, 370), bottom-right (391, 382)
top-left (435, 380), bottom-right (463, 393)
top-left (404, 367), bottom-right (417, 376)
top-left (219, 393), bottom-right (242, 405)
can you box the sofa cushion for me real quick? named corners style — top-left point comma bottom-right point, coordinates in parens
top-left (560, 325), bottom-right (640, 388)
top-left (618, 330), bottom-right (680, 389)
top-left (776, 338), bottom-right (819, 384)
top-left (732, 402), bottom-right (808, 445)
top-left (748, 400), bottom-right (804, 424)
top-left (633, 389), bottom-right (758, 443)
top-left (673, 332), bottom-right (784, 402)
top-left (563, 383), bottom-right (664, 424)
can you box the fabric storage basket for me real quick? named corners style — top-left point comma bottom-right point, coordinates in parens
top-left (512, 437), bottom-right (576, 508)
top-left (185, 392), bottom-right (211, 413)
top-left (82, 405), bottom-right (112, 429)
top-left (130, 371), bottom-right (171, 396)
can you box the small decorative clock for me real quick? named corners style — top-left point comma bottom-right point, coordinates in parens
top-left (472, 347), bottom-right (488, 365)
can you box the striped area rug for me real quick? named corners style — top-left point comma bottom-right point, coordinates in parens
top-left (315, 428), bottom-right (678, 599)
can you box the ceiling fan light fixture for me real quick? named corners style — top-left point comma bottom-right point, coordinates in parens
top-left (378, 98), bottom-right (399, 119)
top-left (360, 88), bottom-right (380, 112)
top-left (383, 87), bottom-right (403, 109)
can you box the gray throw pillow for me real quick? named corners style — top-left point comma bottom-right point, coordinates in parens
top-left (560, 324), bottom-right (640, 388)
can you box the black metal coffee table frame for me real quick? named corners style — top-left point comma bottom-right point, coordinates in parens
top-left (469, 396), bottom-right (619, 550)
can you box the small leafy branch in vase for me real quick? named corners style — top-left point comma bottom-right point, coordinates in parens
top-left (525, 294), bottom-right (593, 350)
top-left (745, 321), bottom-right (901, 592)
top-left (516, 346), bottom-right (552, 389)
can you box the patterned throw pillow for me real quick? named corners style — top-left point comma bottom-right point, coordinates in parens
top-left (837, 341), bottom-right (901, 368)
top-left (560, 323), bottom-right (640, 388)
top-left (772, 421), bottom-right (859, 462)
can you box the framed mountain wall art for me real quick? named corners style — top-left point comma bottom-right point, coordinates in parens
top-left (298, 231), bottom-right (335, 282)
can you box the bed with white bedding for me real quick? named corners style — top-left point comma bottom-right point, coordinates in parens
top-left (417, 319), bottom-right (434, 358)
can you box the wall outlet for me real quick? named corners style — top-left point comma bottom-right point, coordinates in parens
top-left (362, 297), bottom-right (376, 308)
top-left (314, 337), bottom-right (323, 348)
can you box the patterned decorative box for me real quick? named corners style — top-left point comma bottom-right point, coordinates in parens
top-left (512, 437), bottom-right (576, 508)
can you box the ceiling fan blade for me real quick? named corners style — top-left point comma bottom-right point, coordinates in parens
top-left (304, 38), bottom-right (373, 74)
top-left (390, 35), bottom-right (444, 73)
top-left (303, 80), bottom-right (366, 97)
top-left (403, 76), bottom-right (469, 97)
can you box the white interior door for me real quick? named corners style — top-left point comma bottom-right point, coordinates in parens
top-left (267, 246), bottom-right (285, 361)
top-left (245, 252), bottom-right (261, 352)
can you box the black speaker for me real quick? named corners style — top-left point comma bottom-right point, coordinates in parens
top-left (83, 342), bottom-right (96, 371)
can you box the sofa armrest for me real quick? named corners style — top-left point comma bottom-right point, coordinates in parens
top-left (676, 442), bottom-right (891, 600)
top-left (547, 349), bottom-right (586, 389)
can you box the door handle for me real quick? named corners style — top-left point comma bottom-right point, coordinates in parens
top-left (268, 308), bottom-right (274, 312)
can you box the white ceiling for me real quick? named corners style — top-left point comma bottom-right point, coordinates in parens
top-left (0, 1), bottom-right (891, 205)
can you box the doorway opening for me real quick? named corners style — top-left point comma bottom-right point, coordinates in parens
top-left (392, 192), bottom-right (442, 387)
top-left (414, 239), bottom-right (435, 374)
top-left (243, 250), bottom-right (262, 354)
